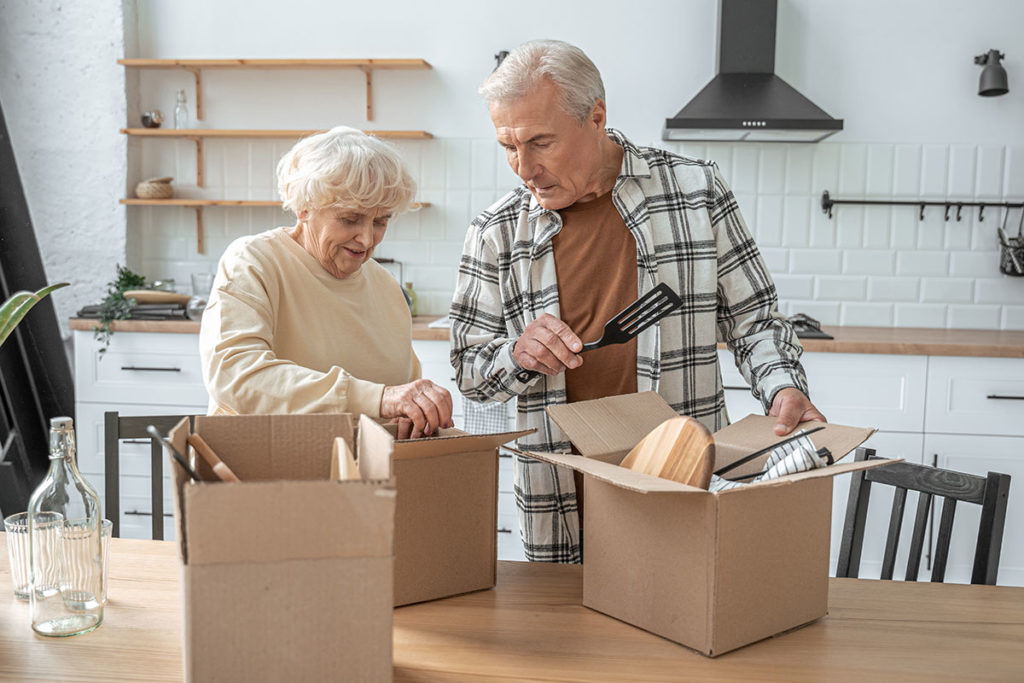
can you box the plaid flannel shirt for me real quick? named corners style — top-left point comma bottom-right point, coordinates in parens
top-left (450, 129), bottom-right (806, 563)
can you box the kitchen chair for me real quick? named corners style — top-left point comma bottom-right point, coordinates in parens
top-left (836, 447), bottom-right (1011, 585)
top-left (104, 412), bottom-right (193, 540)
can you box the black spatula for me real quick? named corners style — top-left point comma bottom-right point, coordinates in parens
top-left (581, 282), bottom-right (684, 352)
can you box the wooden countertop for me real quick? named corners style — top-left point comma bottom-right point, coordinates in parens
top-left (69, 318), bottom-right (1024, 358)
top-left (2, 536), bottom-right (1023, 681)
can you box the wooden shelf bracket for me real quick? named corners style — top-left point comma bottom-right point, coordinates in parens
top-left (188, 68), bottom-right (203, 121)
top-left (185, 136), bottom-right (204, 187)
top-left (193, 206), bottom-right (204, 254)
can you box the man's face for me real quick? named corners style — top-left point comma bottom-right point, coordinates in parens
top-left (490, 78), bottom-right (608, 210)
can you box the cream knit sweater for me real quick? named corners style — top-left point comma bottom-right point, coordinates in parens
top-left (199, 227), bottom-right (420, 416)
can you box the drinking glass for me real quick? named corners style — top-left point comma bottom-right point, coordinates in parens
top-left (187, 272), bottom-right (215, 321)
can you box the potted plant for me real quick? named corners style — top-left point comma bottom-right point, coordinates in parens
top-left (0, 283), bottom-right (70, 347)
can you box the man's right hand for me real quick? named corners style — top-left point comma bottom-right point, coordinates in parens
top-left (513, 313), bottom-right (583, 376)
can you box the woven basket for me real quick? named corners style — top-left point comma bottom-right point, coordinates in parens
top-left (135, 176), bottom-right (174, 199)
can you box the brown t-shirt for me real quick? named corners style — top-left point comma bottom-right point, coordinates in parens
top-left (552, 190), bottom-right (638, 405)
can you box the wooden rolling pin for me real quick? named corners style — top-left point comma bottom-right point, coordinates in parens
top-left (186, 433), bottom-right (241, 483)
top-left (619, 416), bottom-right (714, 490)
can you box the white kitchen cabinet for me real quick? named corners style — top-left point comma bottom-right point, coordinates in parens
top-left (925, 357), bottom-right (1024, 438)
top-left (73, 329), bottom-right (209, 540)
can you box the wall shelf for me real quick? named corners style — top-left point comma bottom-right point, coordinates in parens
top-left (121, 129), bottom-right (432, 188)
top-left (121, 57), bottom-right (436, 257)
top-left (120, 199), bottom-right (431, 254)
top-left (118, 58), bottom-right (432, 121)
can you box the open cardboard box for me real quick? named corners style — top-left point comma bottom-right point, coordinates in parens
top-left (514, 391), bottom-right (891, 657)
top-left (168, 414), bottom-right (529, 681)
top-left (168, 414), bottom-right (395, 682)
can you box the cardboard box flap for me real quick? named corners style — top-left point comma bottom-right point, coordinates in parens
top-left (392, 429), bottom-right (533, 461)
top-left (738, 456), bottom-right (900, 491)
top-left (546, 392), bottom-right (679, 458)
top-left (193, 414), bottom-right (354, 481)
top-left (168, 416), bottom-right (193, 562)
top-left (508, 447), bottom-right (706, 494)
top-left (712, 415), bottom-right (876, 479)
top-left (358, 415), bottom-right (395, 480)
top-left (184, 479), bottom-right (395, 566)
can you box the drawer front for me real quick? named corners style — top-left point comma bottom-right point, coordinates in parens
top-left (74, 330), bottom-right (208, 406)
top-left (801, 352), bottom-right (927, 433)
top-left (719, 350), bottom-right (928, 432)
top-left (925, 357), bottom-right (1024, 437)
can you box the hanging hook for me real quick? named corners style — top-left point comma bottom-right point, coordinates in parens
top-left (979, 205), bottom-right (985, 222)
top-left (820, 190), bottom-right (834, 219)
top-left (956, 203), bottom-right (963, 222)
top-left (919, 204), bottom-right (926, 221)
top-left (944, 204), bottom-right (951, 221)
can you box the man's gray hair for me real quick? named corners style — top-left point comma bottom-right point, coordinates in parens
top-left (479, 40), bottom-right (605, 123)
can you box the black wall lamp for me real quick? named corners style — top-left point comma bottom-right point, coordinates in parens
top-left (975, 49), bottom-right (1009, 96)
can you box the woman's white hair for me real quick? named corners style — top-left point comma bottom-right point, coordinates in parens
top-left (478, 40), bottom-right (605, 123)
top-left (276, 125), bottom-right (416, 216)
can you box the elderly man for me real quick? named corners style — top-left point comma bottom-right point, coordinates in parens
top-left (450, 39), bottom-right (825, 563)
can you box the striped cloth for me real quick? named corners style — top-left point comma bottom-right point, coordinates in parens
top-left (710, 431), bottom-right (826, 492)
top-left (450, 128), bottom-right (807, 563)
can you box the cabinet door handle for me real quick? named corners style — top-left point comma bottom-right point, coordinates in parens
top-left (986, 394), bottom-right (1024, 400)
top-left (723, 385), bottom-right (750, 391)
top-left (497, 527), bottom-right (512, 534)
top-left (122, 439), bottom-right (152, 444)
top-left (125, 511), bottom-right (174, 518)
top-left (120, 365), bottom-right (182, 372)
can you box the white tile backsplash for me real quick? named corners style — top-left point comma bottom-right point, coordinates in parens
top-left (133, 139), bottom-right (1023, 326)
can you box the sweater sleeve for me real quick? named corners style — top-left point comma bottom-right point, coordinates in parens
top-left (199, 241), bottom-right (385, 417)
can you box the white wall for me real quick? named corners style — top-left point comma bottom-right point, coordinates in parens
top-left (4, 0), bottom-right (1023, 328)
top-left (0, 0), bottom-right (131, 334)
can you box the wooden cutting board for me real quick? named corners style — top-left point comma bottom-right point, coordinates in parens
top-left (619, 416), bottom-right (714, 490)
top-left (123, 290), bottom-right (191, 305)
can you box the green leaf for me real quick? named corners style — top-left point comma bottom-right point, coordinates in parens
top-left (0, 282), bottom-right (70, 347)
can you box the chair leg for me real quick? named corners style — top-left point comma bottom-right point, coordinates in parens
top-left (836, 447), bottom-right (874, 578)
top-left (103, 412), bottom-right (120, 538)
top-left (973, 472), bottom-right (1011, 585)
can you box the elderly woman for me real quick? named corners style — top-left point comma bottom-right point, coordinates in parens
top-left (200, 126), bottom-right (452, 437)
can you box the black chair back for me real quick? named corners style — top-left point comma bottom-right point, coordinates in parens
top-left (103, 412), bottom-right (193, 539)
top-left (836, 447), bottom-right (1011, 585)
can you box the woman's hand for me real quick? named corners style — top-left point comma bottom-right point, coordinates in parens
top-left (380, 379), bottom-right (454, 438)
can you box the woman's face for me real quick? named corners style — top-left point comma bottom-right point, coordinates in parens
top-left (296, 206), bottom-right (392, 279)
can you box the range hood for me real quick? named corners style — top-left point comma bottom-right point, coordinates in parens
top-left (663, 0), bottom-right (843, 142)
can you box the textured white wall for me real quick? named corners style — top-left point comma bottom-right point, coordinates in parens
top-left (0, 0), bottom-right (131, 335)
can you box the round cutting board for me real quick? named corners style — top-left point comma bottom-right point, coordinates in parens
top-left (123, 290), bottom-right (191, 305)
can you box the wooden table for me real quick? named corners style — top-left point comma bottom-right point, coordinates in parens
top-left (2, 537), bottom-right (1023, 681)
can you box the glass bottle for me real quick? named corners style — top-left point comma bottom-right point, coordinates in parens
top-left (28, 417), bottom-right (104, 637)
top-left (173, 89), bottom-right (189, 129)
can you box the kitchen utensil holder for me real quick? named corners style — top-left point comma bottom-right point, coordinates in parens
top-left (998, 231), bottom-right (1024, 276)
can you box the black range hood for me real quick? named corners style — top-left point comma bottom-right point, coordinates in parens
top-left (664, 0), bottom-right (843, 143)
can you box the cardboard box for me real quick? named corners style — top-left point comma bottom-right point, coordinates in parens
top-left (168, 414), bottom-right (395, 682)
top-left (516, 391), bottom-right (888, 657)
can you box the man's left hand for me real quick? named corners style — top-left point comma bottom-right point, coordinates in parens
top-left (768, 387), bottom-right (827, 436)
